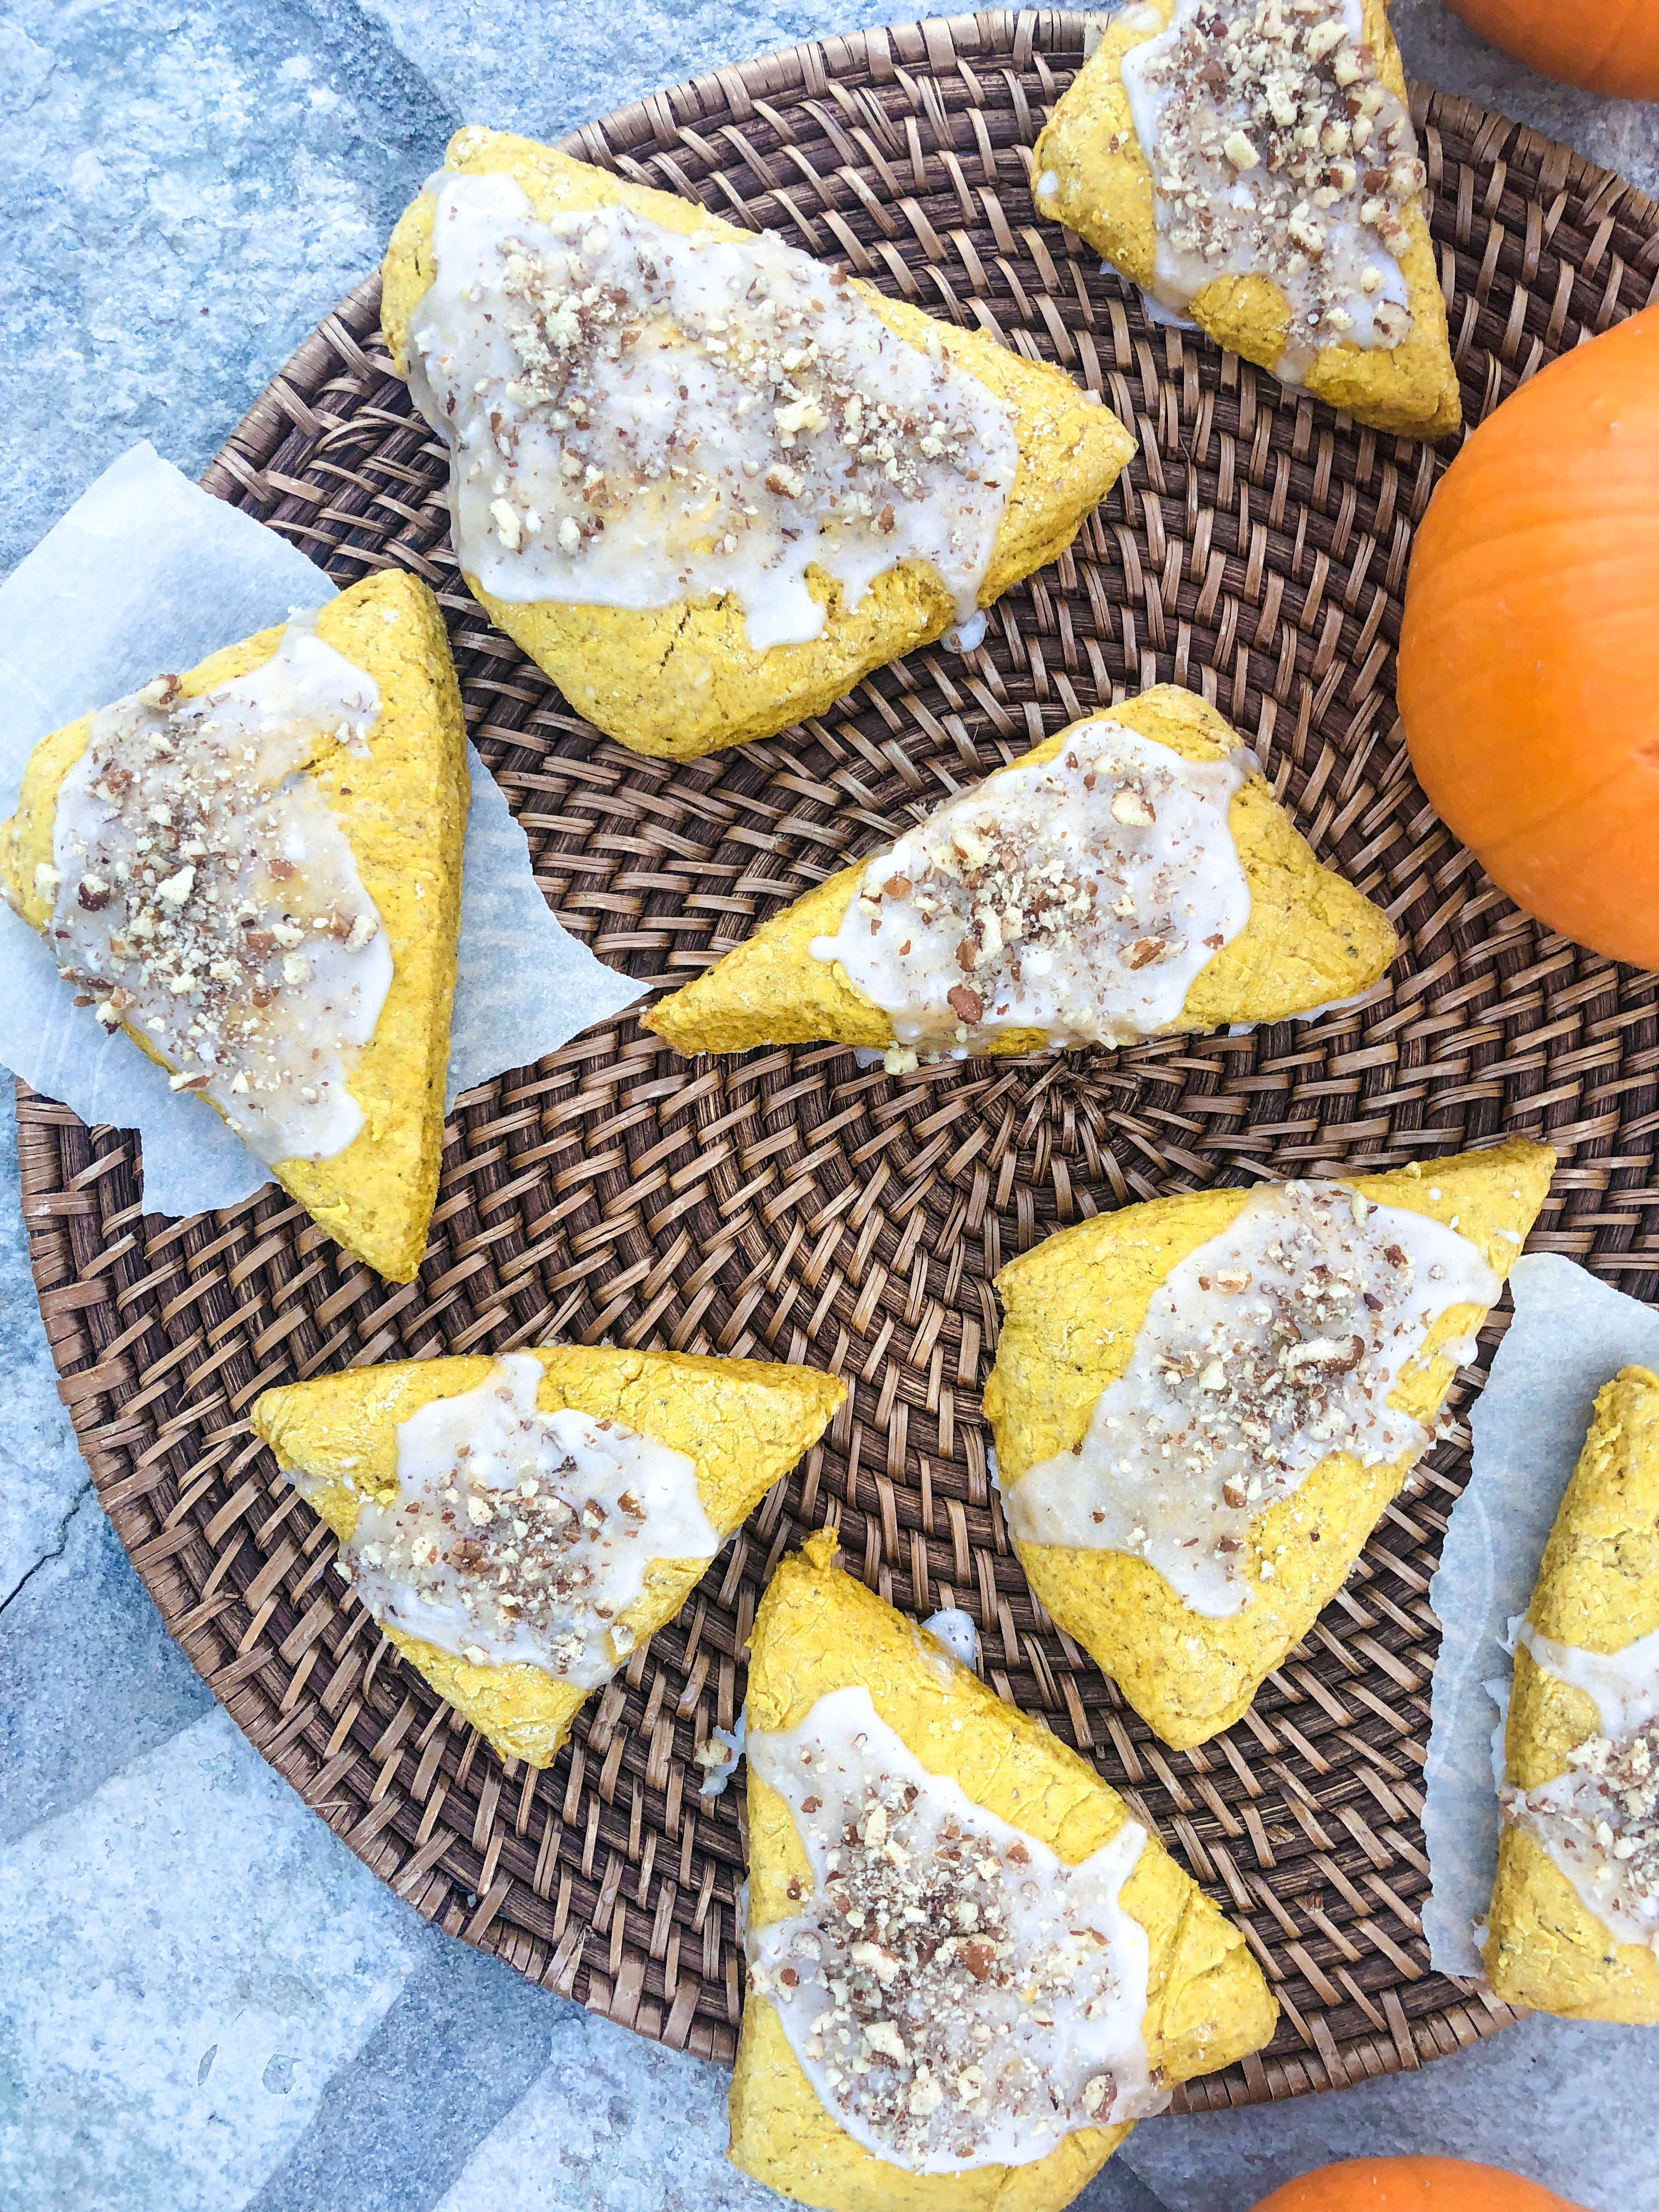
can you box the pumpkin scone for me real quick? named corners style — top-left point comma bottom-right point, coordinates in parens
top-left (380, 126), bottom-right (1135, 760)
top-left (729, 1532), bottom-right (1276, 2212)
top-left (645, 684), bottom-right (1395, 1065)
top-left (252, 1348), bottom-right (844, 1769)
top-left (985, 1138), bottom-right (1555, 1750)
top-left (1031, 0), bottom-right (1459, 439)
top-left (1484, 1365), bottom-right (1659, 2021)
top-left (0, 570), bottom-right (467, 1282)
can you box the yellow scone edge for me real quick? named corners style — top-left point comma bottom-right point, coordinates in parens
top-left (1485, 1363), bottom-right (1659, 2023)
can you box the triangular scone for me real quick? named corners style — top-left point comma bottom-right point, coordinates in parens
top-left (985, 1139), bottom-right (1555, 1751)
top-left (1485, 1366), bottom-right (1659, 2022)
top-left (380, 127), bottom-right (1135, 761)
top-left (0, 570), bottom-right (467, 1280)
top-left (645, 685), bottom-right (1395, 1060)
top-left (253, 1348), bottom-right (844, 1768)
top-left (1032, 0), bottom-right (1459, 440)
top-left (730, 1533), bottom-right (1276, 2212)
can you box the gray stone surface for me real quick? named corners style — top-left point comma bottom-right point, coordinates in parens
top-left (1393, 0), bottom-right (1659, 198)
top-left (0, 1470), bottom-right (213, 1849)
top-left (4, 5), bottom-right (1659, 2208)
top-left (1124, 2012), bottom-right (1659, 2211)
top-left (429, 2007), bottom-right (782, 2212)
top-left (0, 0), bottom-right (451, 576)
top-left (356, 0), bottom-right (915, 143)
top-left (0, 1709), bottom-right (424, 2209)
top-left (0, 1092), bottom-right (215, 1848)
top-left (244, 1936), bottom-right (557, 2212)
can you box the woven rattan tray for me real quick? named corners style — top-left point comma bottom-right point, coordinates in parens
top-left (21, 10), bottom-right (1659, 2110)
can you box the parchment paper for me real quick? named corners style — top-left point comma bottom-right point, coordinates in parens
top-left (0, 444), bottom-right (641, 1221)
top-left (1421, 1252), bottom-right (1659, 1975)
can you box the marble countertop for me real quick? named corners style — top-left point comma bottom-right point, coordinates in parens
top-left (3, 4), bottom-right (1657, 2206)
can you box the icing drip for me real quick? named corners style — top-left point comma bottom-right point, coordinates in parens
top-left (1517, 1621), bottom-right (1659, 1743)
top-left (919, 1608), bottom-right (980, 1671)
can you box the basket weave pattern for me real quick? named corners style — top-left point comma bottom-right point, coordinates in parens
top-left (21, 12), bottom-right (1659, 2104)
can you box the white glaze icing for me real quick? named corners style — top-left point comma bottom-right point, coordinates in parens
top-left (943, 608), bottom-right (988, 653)
top-left (1504, 1619), bottom-right (1659, 1964)
top-left (330, 1352), bottom-right (719, 1688)
top-left (1116, 0), bottom-right (1421, 381)
top-left (747, 1685), bottom-right (1164, 2171)
top-left (919, 1607), bottom-right (980, 1671)
top-left (697, 1710), bottom-right (748, 1799)
top-left (1138, 286), bottom-right (1204, 332)
top-left (405, 171), bottom-right (1019, 652)
top-left (809, 719), bottom-right (1250, 1056)
top-left (1003, 1180), bottom-right (1499, 1614)
top-left (1516, 1621), bottom-right (1659, 1743)
top-left (1503, 1624), bottom-right (1659, 1954)
top-left (43, 619), bottom-right (391, 1165)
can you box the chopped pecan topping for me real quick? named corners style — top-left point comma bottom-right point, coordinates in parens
top-left (1128, 0), bottom-right (1425, 368)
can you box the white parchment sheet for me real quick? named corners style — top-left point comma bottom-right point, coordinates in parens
top-left (0, 444), bottom-right (641, 1219)
top-left (1422, 1251), bottom-right (1659, 1975)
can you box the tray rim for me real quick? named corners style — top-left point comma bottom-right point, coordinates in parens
top-left (24, 6), bottom-right (1659, 2121)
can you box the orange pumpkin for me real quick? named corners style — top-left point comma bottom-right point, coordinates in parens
top-left (1446, 0), bottom-right (1659, 100)
top-left (1249, 2154), bottom-right (1586, 2210)
top-left (1397, 303), bottom-right (1659, 971)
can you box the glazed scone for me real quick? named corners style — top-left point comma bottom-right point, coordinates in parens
top-left (645, 685), bottom-right (1395, 1061)
top-left (1032, 0), bottom-right (1459, 439)
top-left (729, 1532), bottom-right (1276, 2212)
top-left (1485, 1366), bottom-right (1659, 2022)
top-left (381, 127), bottom-right (1136, 760)
top-left (253, 1347), bottom-right (844, 1768)
top-left (984, 1138), bottom-right (1555, 1750)
top-left (0, 571), bottom-right (467, 1281)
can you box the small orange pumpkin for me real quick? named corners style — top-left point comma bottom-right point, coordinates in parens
top-left (1397, 303), bottom-right (1659, 970)
top-left (1249, 2154), bottom-right (1586, 2211)
top-left (1446, 0), bottom-right (1659, 101)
